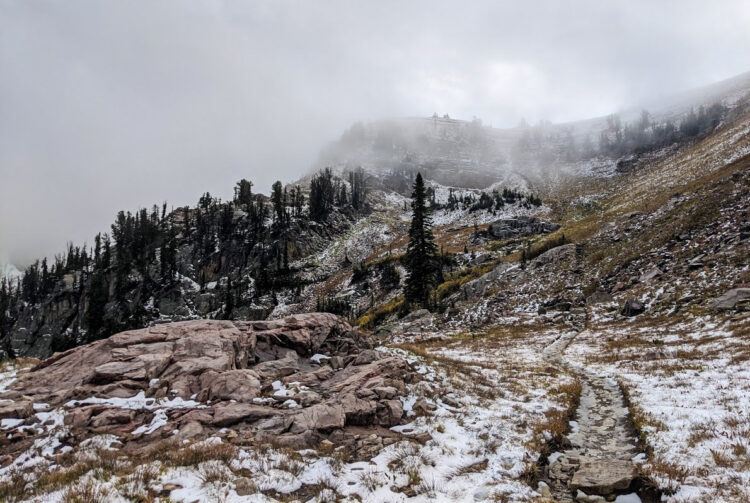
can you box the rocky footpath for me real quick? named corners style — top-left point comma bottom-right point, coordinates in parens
top-left (539, 331), bottom-right (651, 503)
top-left (0, 313), bottom-right (418, 468)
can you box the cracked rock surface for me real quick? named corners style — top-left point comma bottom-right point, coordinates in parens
top-left (0, 313), bottom-right (417, 462)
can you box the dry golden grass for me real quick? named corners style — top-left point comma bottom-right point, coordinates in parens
top-left (151, 439), bottom-right (239, 467)
top-left (526, 379), bottom-right (582, 455)
top-left (356, 295), bottom-right (403, 327)
top-left (641, 457), bottom-right (690, 489)
top-left (0, 470), bottom-right (27, 502)
top-left (61, 479), bottom-right (110, 503)
top-left (686, 424), bottom-right (716, 448)
top-left (0, 438), bottom-right (244, 501)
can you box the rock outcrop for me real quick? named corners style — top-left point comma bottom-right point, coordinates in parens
top-left (0, 313), bottom-right (417, 460)
top-left (487, 216), bottom-right (560, 240)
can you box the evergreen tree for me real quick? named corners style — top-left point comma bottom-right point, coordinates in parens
top-left (160, 223), bottom-right (178, 284)
top-left (348, 167), bottom-right (367, 211)
top-left (0, 278), bottom-right (15, 358)
top-left (86, 266), bottom-right (108, 341)
top-left (291, 185), bottom-right (304, 217)
top-left (271, 181), bottom-right (285, 225)
top-left (337, 184), bottom-right (348, 206)
top-left (404, 173), bottom-right (439, 308)
top-left (234, 179), bottom-right (254, 207)
top-left (309, 168), bottom-right (336, 221)
top-left (223, 277), bottom-right (234, 319)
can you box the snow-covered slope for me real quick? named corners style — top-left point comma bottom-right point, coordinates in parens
top-left (1, 263), bottom-right (22, 281)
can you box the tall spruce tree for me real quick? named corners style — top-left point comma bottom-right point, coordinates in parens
top-left (404, 173), bottom-right (439, 308)
top-left (271, 181), bottom-right (285, 225)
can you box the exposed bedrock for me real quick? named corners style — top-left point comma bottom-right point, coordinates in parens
top-left (0, 313), bottom-right (419, 461)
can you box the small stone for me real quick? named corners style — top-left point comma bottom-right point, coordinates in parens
top-left (537, 481), bottom-right (552, 498)
top-left (296, 390), bottom-right (323, 407)
top-left (234, 477), bottom-right (256, 496)
top-left (0, 400), bottom-right (34, 420)
top-left (442, 395), bottom-right (461, 408)
top-left (160, 483), bottom-right (183, 496)
top-left (408, 432), bottom-right (432, 444)
top-left (709, 288), bottom-right (750, 311)
top-left (328, 356), bottom-right (346, 370)
top-left (178, 420), bottom-right (204, 439)
top-left (352, 349), bottom-right (381, 365)
top-left (412, 398), bottom-right (436, 416)
top-left (473, 486), bottom-right (491, 501)
top-left (620, 299), bottom-right (645, 317)
top-left (638, 267), bottom-right (662, 283)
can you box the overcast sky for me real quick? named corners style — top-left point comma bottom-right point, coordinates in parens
top-left (2, 0), bottom-right (750, 265)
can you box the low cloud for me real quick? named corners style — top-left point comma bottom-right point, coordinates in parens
top-left (2, 0), bottom-right (749, 264)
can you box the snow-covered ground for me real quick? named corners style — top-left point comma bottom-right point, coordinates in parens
top-left (1, 262), bottom-right (22, 281)
top-left (0, 326), bottom-right (578, 502)
top-left (566, 317), bottom-right (750, 502)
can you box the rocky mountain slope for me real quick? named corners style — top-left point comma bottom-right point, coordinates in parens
top-left (1, 71), bottom-right (750, 502)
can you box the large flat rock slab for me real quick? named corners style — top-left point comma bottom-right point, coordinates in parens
top-left (0, 313), bottom-right (419, 463)
top-left (570, 459), bottom-right (637, 495)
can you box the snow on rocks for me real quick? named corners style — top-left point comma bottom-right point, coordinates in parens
top-left (0, 314), bottom-right (424, 500)
top-left (0, 322), bottom-right (580, 502)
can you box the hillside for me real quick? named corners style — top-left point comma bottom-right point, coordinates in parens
top-left (0, 72), bottom-right (749, 502)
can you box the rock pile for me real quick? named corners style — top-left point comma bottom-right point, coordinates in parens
top-left (0, 313), bottom-right (417, 461)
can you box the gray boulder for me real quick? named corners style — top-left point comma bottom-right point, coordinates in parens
top-left (709, 288), bottom-right (750, 311)
top-left (621, 299), bottom-right (645, 317)
top-left (639, 266), bottom-right (662, 283)
top-left (586, 290), bottom-right (613, 305)
top-left (570, 459), bottom-right (636, 495)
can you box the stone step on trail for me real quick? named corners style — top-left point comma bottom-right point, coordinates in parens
top-left (541, 330), bottom-right (644, 502)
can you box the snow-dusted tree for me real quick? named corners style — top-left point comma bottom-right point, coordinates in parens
top-left (404, 173), bottom-right (439, 308)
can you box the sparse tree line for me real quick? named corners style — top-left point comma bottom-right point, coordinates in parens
top-left (0, 167), bottom-right (370, 355)
top-left (308, 167), bottom-right (369, 221)
top-left (434, 187), bottom-right (542, 213)
top-left (515, 103), bottom-right (730, 163)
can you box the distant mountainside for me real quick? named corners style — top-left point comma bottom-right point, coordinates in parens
top-left (316, 72), bottom-right (750, 190)
top-left (1, 71), bottom-right (749, 360)
top-left (1, 73), bottom-right (750, 503)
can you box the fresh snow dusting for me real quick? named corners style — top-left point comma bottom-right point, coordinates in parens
top-left (66, 390), bottom-right (204, 411)
top-left (0, 326), bottom-right (581, 502)
top-left (565, 318), bottom-right (750, 502)
top-left (0, 262), bottom-right (23, 281)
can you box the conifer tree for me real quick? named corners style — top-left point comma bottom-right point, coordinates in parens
top-left (404, 173), bottom-right (439, 308)
top-left (271, 181), bottom-right (285, 225)
top-left (291, 185), bottom-right (304, 217)
top-left (309, 168), bottom-right (336, 221)
top-left (234, 179), bottom-right (254, 207)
